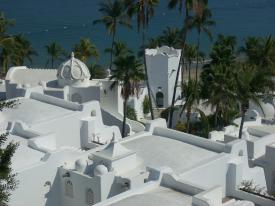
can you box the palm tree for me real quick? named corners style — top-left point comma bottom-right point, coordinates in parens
top-left (159, 27), bottom-right (183, 48)
top-left (240, 35), bottom-right (275, 70)
top-left (0, 12), bottom-right (15, 47)
top-left (200, 64), bottom-right (237, 129)
top-left (0, 46), bottom-right (13, 73)
top-left (235, 64), bottom-right (274, 139)
top-left (180, 79), bottom-right (200, 132)
top-left (210, 34), bottom-right (237, 66)
top-left (46, 42), bottom-right (66, 68)
top-left (0, 12), bottom-right (15, 73)
top-left (0, 12), bottom-right (15, 35)
top-left (105, 41), bottom-right (132, 58)
top-left (124, 0), bottom-right (159, 120)
top-left (89, 64), bottom-right (107, 79)
top-left (110, 54), bottom-right (144, 137)
top-left (73, 38), bottom-right (99, 63)
top-left (12, 35), bottom-right (37, 66)
top-left (93, 0), bottom-right (131, 69)
top-left (190, 6), bottom-right (215, 82)
top-left (183, 44), bottom-right (197, 80)
top-left (167, 0), bottom-right (204, 128)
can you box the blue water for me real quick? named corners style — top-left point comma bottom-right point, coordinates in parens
top-left (1, 0), bottom-right (275, 67)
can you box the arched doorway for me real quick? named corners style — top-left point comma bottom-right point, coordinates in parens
top-left (156, 89), bottom-right (164, 108)
top-left (65, 180), bottom-right (74, 198)
top-left (86, 188), bottom-right (94, 205)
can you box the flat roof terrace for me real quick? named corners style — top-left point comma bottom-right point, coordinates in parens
top-left (122, 134), bottom-right (218, 175)
top-left (110, 186), bottom-right (192, 206)
top-left (2, 98), bottom-right (75, 125)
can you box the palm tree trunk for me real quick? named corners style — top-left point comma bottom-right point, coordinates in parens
top-left (182, 62), bottom-right (186, 86)
top-left (238, 105), bottom-right (247, 139)
top-left (122, 98), bottom-right (128, 138)
top-left (3, 58), bottom-right (8, 74)
top-left (110, 21), bottom-right (116, 70)
top-left (188, 62), bottom-right (191, 81)
top-left (142, 29), bottom-right (154, 120)
top-left (186, 109), bottom-right (191, 133)
top-left (168, 13), bottom-right (189, 128)
top-left (195, 30), bottom-right (201, 83)
top-left (238, 110), bottom-right (246, 139)
top-left (214, 104), bottom-right (220, 129)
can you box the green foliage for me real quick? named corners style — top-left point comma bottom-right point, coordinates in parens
top-left (105, 41), bottom-right (132, 58)
top-left (0, 100), bottom-right (18, 111)
top-left (175, 121), bottom-right (187, 132)
top-left (200, 64), bottom-right (237, 129)
top-left (12, 35), bottom-right (37, 65)
top-left (73, 38), bottom-right (99, 63)
top-left (126, 105), bottom-right (137, 121)
top-left (240, 35), bottom-right (275, 71)
top-left (210, 34), bottom-right (237, 66)
top-left (45, 42), bottom-right (66, 68)
top-left (124, 0), bottom-right (159, 32)
top-left (110, 49), bottom-right (144, 137)
top-left (0, 100), bottom-right (19, 204)
top-left (0, 12), bottom-right (15, 35)
top-left (89, 64), bottom-right (107, 79)
top-left (159, 27), bottom-right (183, 49)
top-left (0, 133), bottom-right (19, 204)
top-left (239, 180), bottom-right (275, 200)
top-left (93, 0), bottom-right (131, 35)
top-left (94, 0), bottom-right (131, 68)
top-left (142, 95), bottom-right (150, 114)
top-left (180, 79), bottom-right (200, 132)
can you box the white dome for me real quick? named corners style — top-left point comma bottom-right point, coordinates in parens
top-left (94, 164), bottom-right (108, 176)
top-left (57, 52), bottom-right (91, 87)
top-left (75, 158), bottom-right (87, 173)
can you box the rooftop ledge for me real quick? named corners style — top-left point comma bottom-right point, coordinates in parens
top-left (145, 46), bottom-right (181, 57)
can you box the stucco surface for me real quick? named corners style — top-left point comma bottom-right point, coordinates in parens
top-left (123, 135), bottom-right (218, 174)
top-left (4, 134), bottom-right (45, 171)
top-left (9, 69), bottom-right (57, 86)
top-left (110, 186), bottom-right (192, 206)
top-left (2, 98), bottom-right (74, 125)
top-left (249, 125), bottom-right (275, 135)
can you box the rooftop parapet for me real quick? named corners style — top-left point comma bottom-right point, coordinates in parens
top-left (145, 46), bottom-right (181, 57)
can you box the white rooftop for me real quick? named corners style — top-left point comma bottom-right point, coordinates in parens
top-left (145, 46), bottom-right (181, 57)
top-left (110, 186), bottom-right (192, 206)
top-left (4, 133), bottom-right (45, 171)
top-left (123, 135), bottom-right (218, 174)
top-left (1, 98), bottom-right (74, 126)
top-left (95, 139), bottom-right (134, 160)
top-left (6, 67), bottom-right (57, 86)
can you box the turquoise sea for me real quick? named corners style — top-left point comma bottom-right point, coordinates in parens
top-left (1, 0), bottom-right (275, 67)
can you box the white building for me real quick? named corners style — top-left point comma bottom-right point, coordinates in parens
top-left (4, 53), bottom-right (146, 134)
top-left (4, 99), bottom-right (274, 205)
top-left (1, 48), bottom-right (275, 206)
top-left (146, 46), bottom-right (182, 108)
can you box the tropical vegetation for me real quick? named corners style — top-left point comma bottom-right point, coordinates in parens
top-left (93, 0), bottom-right (131, 69)
top-left (45, 42), bottom-right (66, 68)
top-left (123, 0), bottom-right (159, 120)
top-left (0, 0), bottom-right (274, 141)
top-left (0, 100), bottom-right (19, 204)
top-left (110, 49), bottom-right (144, 137)
top-left (73, 38), bottom-right (99, 63)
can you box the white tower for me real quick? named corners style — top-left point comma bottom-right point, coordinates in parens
top-left (145, 46), bottom-right (182, 108)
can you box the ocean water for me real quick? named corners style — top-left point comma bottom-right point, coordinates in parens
top-left (1, 0), bottom-right (275, 67)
